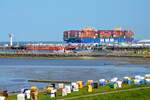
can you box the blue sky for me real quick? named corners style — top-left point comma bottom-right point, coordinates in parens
top-left (0, 0), bottom-right (149, 42)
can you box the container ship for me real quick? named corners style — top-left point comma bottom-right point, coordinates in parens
top-left (26, 27), bottom-right (134, 51)
top-left (63, 27), bottom-right (134, 43)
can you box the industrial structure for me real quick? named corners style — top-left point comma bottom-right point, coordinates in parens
top-left (63, 27), bottom-right (134, 43)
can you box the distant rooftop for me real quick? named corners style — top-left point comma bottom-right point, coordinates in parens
top-left (138, 40), bottom-right (150, 43)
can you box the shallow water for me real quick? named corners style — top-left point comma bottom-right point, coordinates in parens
top-left (0, 57), bottom-right (150, 91)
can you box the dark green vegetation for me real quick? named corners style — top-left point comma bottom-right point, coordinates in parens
top-left (5, 84), bottom-right (150, 100)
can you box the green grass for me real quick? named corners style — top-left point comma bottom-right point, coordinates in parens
top-left (5, 84), bottom-right (150, 100)
top-left (76, 88), bottom-right (150, 100)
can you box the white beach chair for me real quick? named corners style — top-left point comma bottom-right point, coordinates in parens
top-left (17, 93), bottom-right (25, 100)
top-left (0, 96), bottom-right (5, 100)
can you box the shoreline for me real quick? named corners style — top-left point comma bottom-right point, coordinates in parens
top-left (0, 53), bottom-right (150, 58)
top-left (0, 53), bottom-right (150, 64)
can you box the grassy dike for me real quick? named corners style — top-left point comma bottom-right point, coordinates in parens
top-left (5, 84), bottom-right (150, 100)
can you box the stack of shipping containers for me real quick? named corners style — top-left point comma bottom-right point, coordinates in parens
top-left (63, 27), bottom-right (134, 44)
